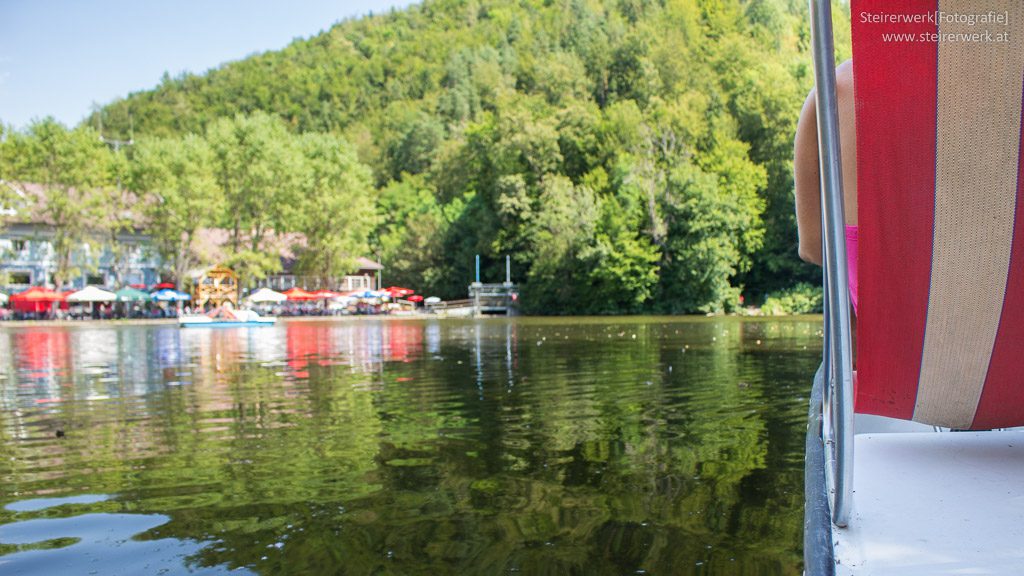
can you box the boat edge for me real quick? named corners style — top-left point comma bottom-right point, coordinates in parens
top-left (804, 363), bottom-right (836, 575)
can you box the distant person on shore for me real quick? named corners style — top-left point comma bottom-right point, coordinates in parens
top-left (794, 59), bottom-right (858, 313)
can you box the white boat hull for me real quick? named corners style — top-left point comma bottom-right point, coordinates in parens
top-left (805, 366), bottom-right (1024, 575)
top-left (178, 315), bottom-right (276, 328)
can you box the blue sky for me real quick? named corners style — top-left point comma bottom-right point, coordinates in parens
top-left (0, 0), bottom-right (419, 130)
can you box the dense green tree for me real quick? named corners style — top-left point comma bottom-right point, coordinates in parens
top-left (0, 123), bottom-right (18, 222)
top-left (375, 175), bottom-right (450, 295)
top-left (73, 0), bottom-right (855, 312)
top-left (2, 119), bottom-right (112, 288)
top-left (100, 151), bottom-right (137, 287)
top-left (519, 175), bottom-right (600, 312)
top-left (581, 190), bottom-right (661, 313)
top-left (130, 134), bottom-right (221, 287)
top-left (382, 109), bottom-right (445, 182)
top-left (291, 132), bottom-right (376, 284)
top-left (659, 137), bottom-right (767, 313)
top-left (206, 112), bottom-right (303, 281)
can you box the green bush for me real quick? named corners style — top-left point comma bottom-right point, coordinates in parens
top-left (761, 282), bottom-right (823, 315)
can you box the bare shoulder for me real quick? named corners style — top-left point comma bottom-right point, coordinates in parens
top-left (801, 59), bottom-right (854, 110)
top-left (836, 59), bottom-right (854, 94)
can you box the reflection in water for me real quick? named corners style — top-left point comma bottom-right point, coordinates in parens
top-left (6, 494), bottom-right (112, 512)
top-left (0, 511), bottom-right (249, 575)
top-left (0, 317), bottom-right (821, 574)
top-left (0, 493), bottom-right (250, 575)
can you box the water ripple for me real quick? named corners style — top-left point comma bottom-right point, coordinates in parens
top-left (0, 317), bottom-right (821, 574)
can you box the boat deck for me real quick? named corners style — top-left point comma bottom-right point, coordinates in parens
top-left (833, 430), bottom-right (1024, 575)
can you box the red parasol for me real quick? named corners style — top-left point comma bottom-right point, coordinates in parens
top-left (407, 295), bottom-right (424, 303)
top-left (10, 286), bottom-right (66, 302)
top-left (282, 287), bottom-right (319, 301)
top-left (9, 287), bottom-right (68, 313)
top-left (153, 282), bottom-right (177, 290)
top-left (384, 286), bottom-right (415, 298)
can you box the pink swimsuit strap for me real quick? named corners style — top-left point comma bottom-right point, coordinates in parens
top-left (845, 225), bottom-right (858, 314)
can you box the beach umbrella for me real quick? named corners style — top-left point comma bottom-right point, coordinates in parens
top-left (153, 282), bottom-right (177, 290)
top-left (312, 289), bottom-right (342, 300)
top-left (11, 286), bottom-right (65, 302)
top-left (384, 286), bottom-right (415, 298)
top-left (247, 287), bottom-right (287, 304)
top-left (115, 287), bottom-right (151, 302)
top-left (67, 286), bottom-right (117, 303)
top-left (68, 286), bottom-right (117, 318)
top-left (407, 295), bottom-right (424, 303)
top-left (151, 288), bottom-right (191, 302)
top-left (282, 287), bottom-right (318, 301)
top-left (10, 286), bottom-right (67, 313)
top-left (115, 286), bottom-right (152, 317)
top-left (424, 296), bottom-right (442, 305)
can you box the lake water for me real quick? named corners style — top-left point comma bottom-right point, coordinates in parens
top-left (0, 317), bottom-right (821, 575)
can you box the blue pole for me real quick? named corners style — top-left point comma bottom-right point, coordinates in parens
top-left (475, 255), bottom-right (480, 283)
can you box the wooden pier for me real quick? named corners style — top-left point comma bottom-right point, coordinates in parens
top-left (468, 282), bottom-right (518, 316)
top-left (428, 255), bottom-right (519, 317)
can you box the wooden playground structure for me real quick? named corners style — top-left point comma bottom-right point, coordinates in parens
top-left (193, 265), bottom-right (239, 309)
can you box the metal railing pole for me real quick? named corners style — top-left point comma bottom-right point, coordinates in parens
top-left (808, 0), bottom-right (855, 528)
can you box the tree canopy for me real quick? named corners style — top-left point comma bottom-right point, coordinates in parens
top-left (1, 0), bottom-right (853, 312)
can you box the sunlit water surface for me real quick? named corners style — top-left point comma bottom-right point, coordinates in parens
top-left (0, 317), bottom-right (822, 575)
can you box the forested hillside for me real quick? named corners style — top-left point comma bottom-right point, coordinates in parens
top-left (8, 0), bottom-right (852, 313)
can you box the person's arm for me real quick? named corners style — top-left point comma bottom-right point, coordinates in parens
top-left (795, 60), bottom-right (857, 267)
top-left (794, 88), bottom-right (823, 265)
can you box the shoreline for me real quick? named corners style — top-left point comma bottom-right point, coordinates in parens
top-left (0, 312), bottom-right (821, 329)
top-left (0, 313), bottom-right (437, 329)
top-left (0, 318), bottom-right (180, 329)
